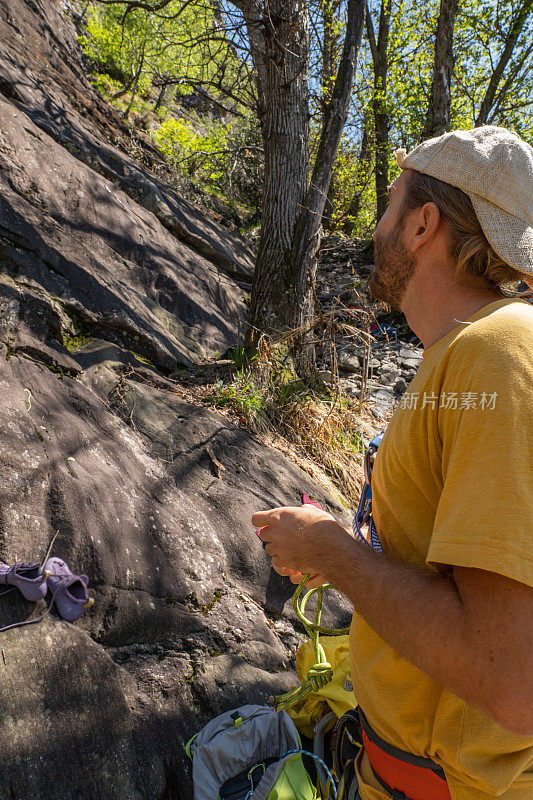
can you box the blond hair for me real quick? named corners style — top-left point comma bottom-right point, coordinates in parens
top-left (401, 171), bottom-right (523, 290)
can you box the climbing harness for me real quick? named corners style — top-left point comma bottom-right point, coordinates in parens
top-left (352, 431), bottom-right (385, 553)
top-left (332, 708), bottom-right (452, 800)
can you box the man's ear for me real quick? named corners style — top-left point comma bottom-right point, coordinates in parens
top-left (409, 202), bottom-right (441, 253)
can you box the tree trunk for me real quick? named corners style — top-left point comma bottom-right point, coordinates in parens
top-left (290, 0), bottom-right (366, 373)
top-left (422, 0), bottom-right (458, 140)
top-left (475, 0), bottom-right (533, 125)
top-left (153, 78), bottom-right (169, 112)
top-left (234, 0), bottom-right (364, 376)
top-left (321, 0), bottom-right (342, 232)
top-left (241, 0), bottom-right (311, 346)
top-left (123, 41), bottom-right (146, 119)
top-left (366, 0), bottom-right (391, 221)
top-left (322, 0), bottom-right (342, 106)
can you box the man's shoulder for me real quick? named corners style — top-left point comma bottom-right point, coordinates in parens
top-left (447, 299), bottom-right (533, 365)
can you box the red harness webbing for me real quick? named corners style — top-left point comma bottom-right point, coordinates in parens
top-left (360, 717), bottom-right (452, 800)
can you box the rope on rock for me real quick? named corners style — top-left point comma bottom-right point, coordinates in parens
top-left (273, 574), bottom-right (350, 711)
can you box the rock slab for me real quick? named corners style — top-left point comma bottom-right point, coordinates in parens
top-left (0, 2), bottom-right (356, 798)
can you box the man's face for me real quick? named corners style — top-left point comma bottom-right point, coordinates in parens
top-left (370, 171), bottom-right (416, 310)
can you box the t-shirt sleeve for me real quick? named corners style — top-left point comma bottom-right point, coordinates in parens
top-left (426, 316), bottom-right (533, 587)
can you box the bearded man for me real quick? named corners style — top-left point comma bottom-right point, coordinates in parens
top-left (252, 127), bottom-right (533, 800)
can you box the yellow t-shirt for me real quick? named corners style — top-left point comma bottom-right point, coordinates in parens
top-left (349, 298), bottom-right (533, 800)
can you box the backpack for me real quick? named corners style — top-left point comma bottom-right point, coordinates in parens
top-left (186, 704), bottom-right (319, 800)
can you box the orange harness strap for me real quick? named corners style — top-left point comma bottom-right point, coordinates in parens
top-left (359, 710), bottom-right (452, 800)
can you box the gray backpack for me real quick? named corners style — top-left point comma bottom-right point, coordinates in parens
top-left (186, 704), bottom-right (320, 800)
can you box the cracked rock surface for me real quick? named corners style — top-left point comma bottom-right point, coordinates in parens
top-left (0, 336), bottom-right (352, 800)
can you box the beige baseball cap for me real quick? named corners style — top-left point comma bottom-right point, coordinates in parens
top-left (395, 126), bottom-right (533, 276)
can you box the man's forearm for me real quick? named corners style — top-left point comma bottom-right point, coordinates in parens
top-left (326, 531), bottom-right (466, 684)
top-left (253, 504), bottom-right (532, 734)
top-left (324, 523), bottom-right (532, 734)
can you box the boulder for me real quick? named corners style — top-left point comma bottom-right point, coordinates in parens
top-left (338, 351), bottom-right (361, 373)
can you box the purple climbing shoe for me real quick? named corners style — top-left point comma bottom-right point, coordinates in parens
top-left (0, 561), bottom-right (50, 602)
top-left (44, 557), bottom-right (94, 622)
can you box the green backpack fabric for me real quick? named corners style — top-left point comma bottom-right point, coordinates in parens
top-left (263, 757), bottom-right (317, 800)
top-left (186, 704), bottom-right (317, 800)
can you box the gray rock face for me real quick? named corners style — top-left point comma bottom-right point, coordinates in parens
top-left (0, 95), bottom-right (246, 369)
top-left (0, 3), bottom-right (353, 798)
top-left (0, 340), bottom-right (352, 799)
top-left (0, 0), bottom-right (253, 370)
top-left (0, 621), bottom-right (167, 800)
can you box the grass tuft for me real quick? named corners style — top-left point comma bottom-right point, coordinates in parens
top-left (207, 338), bottom-right (367, 506)
top-left (63, 333), bottom-right (93, 351)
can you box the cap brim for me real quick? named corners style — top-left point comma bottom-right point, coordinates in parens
top-left (469, 193), bottom-right (533, 277)
top-left (395, 148), bottom-right (408, 167)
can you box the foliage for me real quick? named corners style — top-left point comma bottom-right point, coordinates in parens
top-left (154, 116), bottom-right (224, 175)
top-left (452, 0), bottom-right (533, 136)
top-left (323, 130), bottom-right (376, 236)
top-left (80, 0), bottom-right (533, 227)
top-left (226, 345), bottom-right (256, 370)
top-left (212, 369), bottom-right (266, 419)
top-left (80, 1), bottom-right (262, 207)
top-left (373, 0), bottom-right (533, 147)
top-left (80, 0), bottom-right (248, 116)
top-left (325, 0), bottom-right (533, 230)
top-left (152, 111), bottom-right (262, 206)
top-left (208, 338), bottom-right (366, 506)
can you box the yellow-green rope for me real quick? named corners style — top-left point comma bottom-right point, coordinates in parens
top-left (273, 574), bottom-right (350, 711)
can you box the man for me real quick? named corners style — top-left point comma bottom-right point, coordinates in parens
top-left (252, 127), bottom-right (533, 799)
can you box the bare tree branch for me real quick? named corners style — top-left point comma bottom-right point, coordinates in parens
top-left (475, 0), bottom-right (533, 125)
top-left (488, 39), bottom-right (533, 123)
top-left (421, 0), bottom-right (459, 140)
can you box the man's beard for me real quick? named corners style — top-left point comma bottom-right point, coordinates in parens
top-left (369, 224), bottom-right (416, 310)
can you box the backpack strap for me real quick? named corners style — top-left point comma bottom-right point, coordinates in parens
top-left (185, 732), bottom-right (200, 760)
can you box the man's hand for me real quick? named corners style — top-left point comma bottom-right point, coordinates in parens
top-left (275, 566), bottom-right (330, 591)
top-left (252, 505), bottom-right (351, 588)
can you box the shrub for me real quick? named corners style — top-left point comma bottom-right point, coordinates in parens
top-left (152, 112), bottom-right (262, 210)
